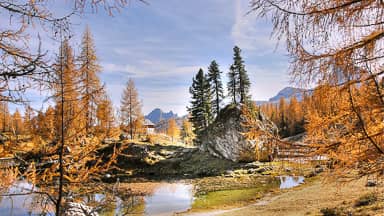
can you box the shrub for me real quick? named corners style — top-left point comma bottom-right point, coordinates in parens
top-left (355, 193), bottom-right (377, 207)
top-left (320, 207), bottom-right (341, 216)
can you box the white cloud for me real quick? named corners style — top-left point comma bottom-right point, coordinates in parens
top-left (231, 0), bottom-right (281, 53)
top-left (102, 61), bottom-right (203, 79)
top-left (101, 60), bottom-right (205, 115)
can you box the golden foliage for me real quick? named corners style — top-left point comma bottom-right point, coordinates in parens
top-left (167, 118), bottom-right (180, 143)
top-left (241, 104), bottom-right (277, 161)
top-left (181, 119), bottom-right (195, 146)
top-left (120, 78), bottom-right (142, 139)
top-left (251, 0), bottom-right (384, 175)
top-left (0, 167), bottom-right (18, 189)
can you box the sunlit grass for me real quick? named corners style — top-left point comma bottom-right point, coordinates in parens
top-left (191, 180), bottom-right (279, 211)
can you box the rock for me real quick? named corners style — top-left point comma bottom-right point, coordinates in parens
top-left (119, 133), bottom-right (130, 140)
top-left (233, 169), bottom-right (248, 175)
top-left (243, 162), bottom-right (261, 169)
top-left (200, 104), bottom-right (278, 162)
top-left (64, 202), bottom-right (99, 216)
top-left (315, 167), bottom-right (324, 174)
top-left (256, 167), bottom-right (267, 173)
top-left (247, 168), bottom-right (258, 174)
top-left (366, 180), bottom-right (377, 187)
top-left (224, 170), bottom-right (234, 175)
top-left (305, 171), bottom-right (317, 178)
top-left (182, 148), bottom-right (194, 154)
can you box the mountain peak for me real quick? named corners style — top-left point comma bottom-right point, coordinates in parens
top-left (145, 108), bottom-right (178, 124)
top-left (268, 87), bottom-right (309, 102)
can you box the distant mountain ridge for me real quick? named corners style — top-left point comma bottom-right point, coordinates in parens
top-left (145, 108), bottom-right (178, 124)
top-left (256, 87), bottom-right (312, 105)
top-left (269, 87), bottom-right (309, 102)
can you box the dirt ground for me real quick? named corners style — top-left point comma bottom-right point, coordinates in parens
top-left (184, 175), bottom-right (384, 216)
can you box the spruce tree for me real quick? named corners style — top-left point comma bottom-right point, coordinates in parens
top-left (207, 60), bottom-right (224, 116)
top-left (229, 46), bottom-right (251, 104)
top-left (227, 64), bottom-right (238, 104)
top-left (188, 68), bottom-right (212, 136)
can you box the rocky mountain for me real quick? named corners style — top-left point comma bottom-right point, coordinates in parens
top-left (145, 108), bottom-right (178, 124)
top-left (269, 87), bottom-right (309, 102)
top-left (256, 87), bottom-right (311, 105)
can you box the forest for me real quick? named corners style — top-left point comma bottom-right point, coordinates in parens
top-left (0, 0), bottom-right (383, 216)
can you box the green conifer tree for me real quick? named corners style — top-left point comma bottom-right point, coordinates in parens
top-left (227, 64), bottom-right (238, 104)
top-left (188, 68), bottom-right (212, 136)
top-left (229, 46), bottom-right (251, 104)
top-left (207, 60), bottom-right (224, 116)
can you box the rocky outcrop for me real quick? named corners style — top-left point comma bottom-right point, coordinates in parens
top-left (200, 104), bottom-right (278, 162)
top-left (64, 202), bottom-right (98, 216)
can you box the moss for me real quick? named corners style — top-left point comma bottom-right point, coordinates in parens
top-left (192, 188), bottom-right (262, 210)
top-left (191, 178), bottom-right (279, 211)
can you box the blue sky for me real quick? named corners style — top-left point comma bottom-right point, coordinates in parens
top-left (16, 0), bottom-right (291, 115)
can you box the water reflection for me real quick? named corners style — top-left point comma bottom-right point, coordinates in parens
top-left (279, 176), bottom-right (305, 189)
top-left (0, 181), bottom-right (53, 216)
top-left (144, 183), bottom-right (193, 216)
top-left (2, 178), bottom-right (303, 216)
top-left (1, 181), bottom-right (194, 216)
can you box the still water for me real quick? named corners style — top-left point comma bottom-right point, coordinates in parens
top-left (279, 176), bottom-right (305, 189)
top-left (144, 184), bottom-right (193, 216)
top-left (0, 176), bottom-right (303, 215)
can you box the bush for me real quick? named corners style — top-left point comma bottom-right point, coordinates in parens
top-left (320, 207), bottom-right (341, 216)
top-left (238, 149), bottom-right (256, 162)
top-left (355, 193), bottom-right (377, 207)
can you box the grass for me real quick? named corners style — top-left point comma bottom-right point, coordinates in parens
top-left (191, 178), bottom-right (279, 211)
top-left (192, 188), bottom-right (264, 210)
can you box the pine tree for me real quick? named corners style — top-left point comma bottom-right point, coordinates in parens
top-left (78, 26), bottom-right (103, 135)
top-left (188, 68), bottom-right (212, 136)
top-left (120, 78), bottom-right (142, 139)
top-left (228, 46), bottom-right (251, 104)
top-left (278, 97), bottom-right (288, 137)
top-left (207, 60), bottom-right (224, 116)
top-left (53, 39), bottom-right (83, 138)
top-left (234, 46), bottom-right (251, 103)
top-left (227, 65), bottom-right (238, 104)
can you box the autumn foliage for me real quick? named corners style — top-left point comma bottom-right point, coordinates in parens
top-left (251, 0), bottom-right (384, 175)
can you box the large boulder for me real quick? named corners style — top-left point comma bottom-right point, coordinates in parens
top-left (200, 104), bottom-right (278, 162)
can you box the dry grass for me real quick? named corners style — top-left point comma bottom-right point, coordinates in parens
top-left (216, 176), bottom-right (384, 216)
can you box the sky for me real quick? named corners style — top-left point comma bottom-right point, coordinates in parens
top-left (13, 0), bottom-right (292, 116)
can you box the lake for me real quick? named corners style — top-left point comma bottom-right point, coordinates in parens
top-left (0, 176), bottom-right (304, 215)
